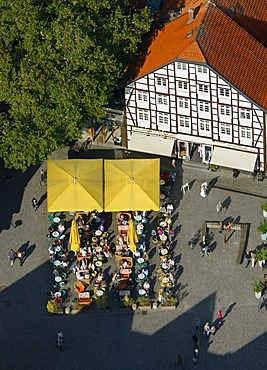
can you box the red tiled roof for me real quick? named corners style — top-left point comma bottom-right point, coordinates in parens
top-left (124, 0), bottom-right (267, 110)
top-left (197, 2), bottom-right (267, 110)
top-left (133, 0), bottom-right (207, 78)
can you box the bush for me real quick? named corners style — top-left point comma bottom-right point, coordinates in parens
top-left (255, 247), bottom-right (267, 261)
top-left (252, 279), bottom-right (265, 293)
top-left (256, 220), bottom-right (267, 234)
top-left (161, 296), bottom-right (178, 306)
top-left (47, 300), bottom-right (63, 313)
top-left (138, 297), bottom-right (151, 307)
top-left (71, 302), bottom-right (84, 311)
top-left (95, 294), bottom-right (108, 310)
top-left (261, 203), bottom-right (267, 212)
top-left (120, 295), bottom-right (135, 308)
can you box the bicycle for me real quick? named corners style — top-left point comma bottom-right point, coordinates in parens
top-left (188, 229), bottom-right (201, 249)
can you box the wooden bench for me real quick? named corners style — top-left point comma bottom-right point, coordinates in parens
top-left (203, 221), bottom-right (249, 264)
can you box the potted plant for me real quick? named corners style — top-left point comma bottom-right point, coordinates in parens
top-left (70, 302), bottom-right (84, 315)
top-left (256, 171), bottom-right (265, 181)
top-left (252, 279), bottom-right (265, 298)
top-left (95, 294), bottom-right (108, 310)
top-left (207, 164), bottom-right (219, 172)
top-left (120, 295), bottom-right (135, 309)
top-left (261, 203), bottom-right (267, 217)
top-left (161, 296), bottom-right (178, 310)
top-left (138, 296), bottom-right (151, 310)
top-left (256, 220), bottom-right (267, 240)
top-left (255, 247), bottom-right (267, 268)
top-left (46, 300), bottom-right (63, 314)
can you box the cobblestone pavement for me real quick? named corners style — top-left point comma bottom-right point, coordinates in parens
top-left (0, 147), bottom-right (266, 370)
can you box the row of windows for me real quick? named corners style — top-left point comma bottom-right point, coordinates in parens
top-left (140, 85), bottom-right (231, 98)
top-left (176, 62), bottom-right (208, 74)
top-left (137, 110), bottom-right (252, 139)
top-left (137, 92), bottom-right (252, 119)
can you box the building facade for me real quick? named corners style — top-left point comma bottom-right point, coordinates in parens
top-left (124, 0), bottom-right (267, 172)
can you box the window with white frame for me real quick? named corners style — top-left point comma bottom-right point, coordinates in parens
top-left (157, 94), bottom-right (168, 105)
top-left (199, 119), bottom-right (211, 132)
top-left (176, 62), bottom-right (187, 71)
top-left (241, 126), bottom-right (252, 139)
top-left (178, 97), bottom-right (189, 109)
top-left (178, 81), bottom-right (188, 90)
top-left (198, 84), bottom-right (209, 94)
top-left (138, 109), bottom-right (149, 122)
top-left (178, 116), bottom-right (190, 128)
top-left (158, 112), bottom-right (169, 125)
top-left (220, 105), bottom-right (231, 116)
top-left (220, 123), bottom-right (231, 135)
top-left (156, 77), bottom-right (167, 87)
top-left (199, 101), bottom-right (210, 112)
top-left (240, 108), bottom-right (251, 120)
top-left (197, 65), bottom-right (208, 74)
top-left (137, 91), bottom-right (148, 102)
top-left (219, 88), bottom-right (230, 97)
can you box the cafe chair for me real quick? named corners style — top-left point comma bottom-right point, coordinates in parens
top-left (74, 281), bottom-right (85, 293)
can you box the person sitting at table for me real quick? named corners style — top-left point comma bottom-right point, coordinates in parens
top-left (98, 220), bottom-right (105, 233)
top-left (81, 247), bottom-right (87, 257)
top-left (141, 251), bottom-right (149, 262)
top-left (166, 272), bottom-right (175, 286)
top-left (161, 172), bottom-right (169, 183)
top-left (76, 270), bottom-right (85, 280)
top-left (121, 259), bottom-right (128, 269)
top-left (71, 262), bottom-right (78, 274)
top-left (53, 268), bottom-right (59, 277)
top-left (157, 227), bottom-right (163, 236)
top-left (80, 259), bottom-right (87, 270)
top-left (102, 247), bottom-right (110, 259)
top-left (167, 259), bottom-right (175, 271)
top-left (96, 271), bottom-right (104, 283)
top-left (143, 281), bottom-right (150, 291)
top-left (136, 223), bottom-right (144, 232)
top-left (58, 223), bottom-right (65, 236)
top-left (47, 290), bottom-right (55, 300)
top-left (126, 278), bottom-right (133, 289)
top-left (133, 250), bottom-right (141, 259)
top-left (151, 229), bottom-right (157, 237)
top-left (141, 268), bottom-right (149, 277)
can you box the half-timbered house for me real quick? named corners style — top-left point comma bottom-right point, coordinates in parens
top-left (124, 0), bottom-right (267, 172)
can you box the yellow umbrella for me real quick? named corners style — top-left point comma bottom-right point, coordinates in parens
top-left (47, 159), bottom-right (103, 212)
top-left (104, 158), bottom-right (160, 211)
top-left (69, 219), bottom-right (80, 252)
top-left (127, 220), bottom-right (138, 253)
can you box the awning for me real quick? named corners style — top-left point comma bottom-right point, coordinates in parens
top-left (128, 131), bottom-right (174, 157)
top-left (210, 147), bottom-right (257, 172)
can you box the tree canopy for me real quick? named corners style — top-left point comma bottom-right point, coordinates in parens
top-left (0, 0), bottom-right (152, 170)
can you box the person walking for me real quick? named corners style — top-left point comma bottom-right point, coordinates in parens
top-left (210, 325), bottom-right (216, 335)
top-left (56, 331), bottom-right (64, 351)
top-left (250, 250), bottom-right (256, 268)
top-left (217, 310), bottom-right (223, 325)
top-left (245, 251), bottom-right (251, 268)
top-left (203, 323), bottom-right (211, 336)
top-left (8, 249), bottom-right (16, 266)
top-left (16, 251), bottom-right (25, 266)
top-left (192, 333), bottom-right (199, 347)
top-left (195, 318), bottom-right (201, 331)
top-left (192, 348), bottom-right (199, 364)
top-left (31, 197), bottom-right (38, 212)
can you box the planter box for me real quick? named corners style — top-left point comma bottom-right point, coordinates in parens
top-left (255, 291), bottom-right (262, 299)
top-left (161, 305), bottom-right (176, 310)
top-left (139, 305), bottom-right (151, 311)
top-left (260, 233), bottom-right (267, 241)
top-left (263, 211), bottom-right (267, 218)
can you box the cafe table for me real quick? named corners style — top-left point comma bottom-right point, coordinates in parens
top-left (55, 276), bottom-right (62, 283)
top-left (52, 231), bottom-right (59, 238)
top-left (53, 260), bottom-right (62, 267)
top-left (161, 262), bottom-right (168, 270)
top-left (54, 292), bottom-right (62, 298)
top-left (54, 246), bottom-right (62, 253)
top-left (96, 290), bottom-right (104, 297)
top-left (95, 246), bottom-right (102, 253)
top-left (160, 180), bottom-right (165, 186)
top-left (137, 257), bottom-right (144, 264)
top-left (160, 234), bottom-right (167, 242)
top-left (160, 194), bottom-right (166, 200)
top-left (95, 230), bottom-right (102, 237)
top-left (138, 288), bottom-right (146, 296)
top-left (162, 277), bottom-right (169, 284)
top-left (53, 217), bottom-right (61, 223)
top-left (138, 273), bottom-right (145, 280)
top-left (159, 221), bottom-right (167, 228)
top-left (95, 261), bottom-right (102, 267)
top-left (134, 215), bottom-right (142, 222)
top-left (160, 248), bottom-right (168, 256)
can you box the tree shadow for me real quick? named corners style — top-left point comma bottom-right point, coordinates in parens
top-left (10, 219), bottom-right (23, 229)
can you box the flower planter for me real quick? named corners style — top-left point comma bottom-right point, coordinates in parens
top-left (161, 304), bottom-right (176, 310)
top-left (255, 291), bottom-right (262, 299)
top-left (139, 305), bottom-right (151, 311)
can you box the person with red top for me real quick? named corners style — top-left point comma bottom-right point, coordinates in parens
top-left (217, 310), bottom-right (223, 324)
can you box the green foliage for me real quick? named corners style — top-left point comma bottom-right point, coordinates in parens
top-left (138, 297), bottom-right (150, 307)
top-left (252, 279), bottom-right (265, 293)
top-left (120, 294), bottom-right (134, 308)
top-left (255, 247), bottom-right (267, 261)
top-left (71, 302), bottom-right (84, 311)
top-left (95, 294), bottom-right (108, 310)
top-left (256, 171), bottom-right (265, 181)
top-left (0, 0), bottom-right (152, 170)
top-left (261, 203), bottom-right (267, 212)
top-left (46, 300), bottom-right (63, 313)
top-left (161, 296), bottom-right (178, 306)
top-left (256, 220), bottom-right (267, 234)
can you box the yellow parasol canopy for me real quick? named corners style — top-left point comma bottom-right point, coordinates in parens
top-left (69, 219), bottom-right (80, 252)
top-left (47, 159), bottom-right (103, 212)
top-left (104, 158), bottom-right (160, 211)
top-left (126, 220), bottom-right (138, 253)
